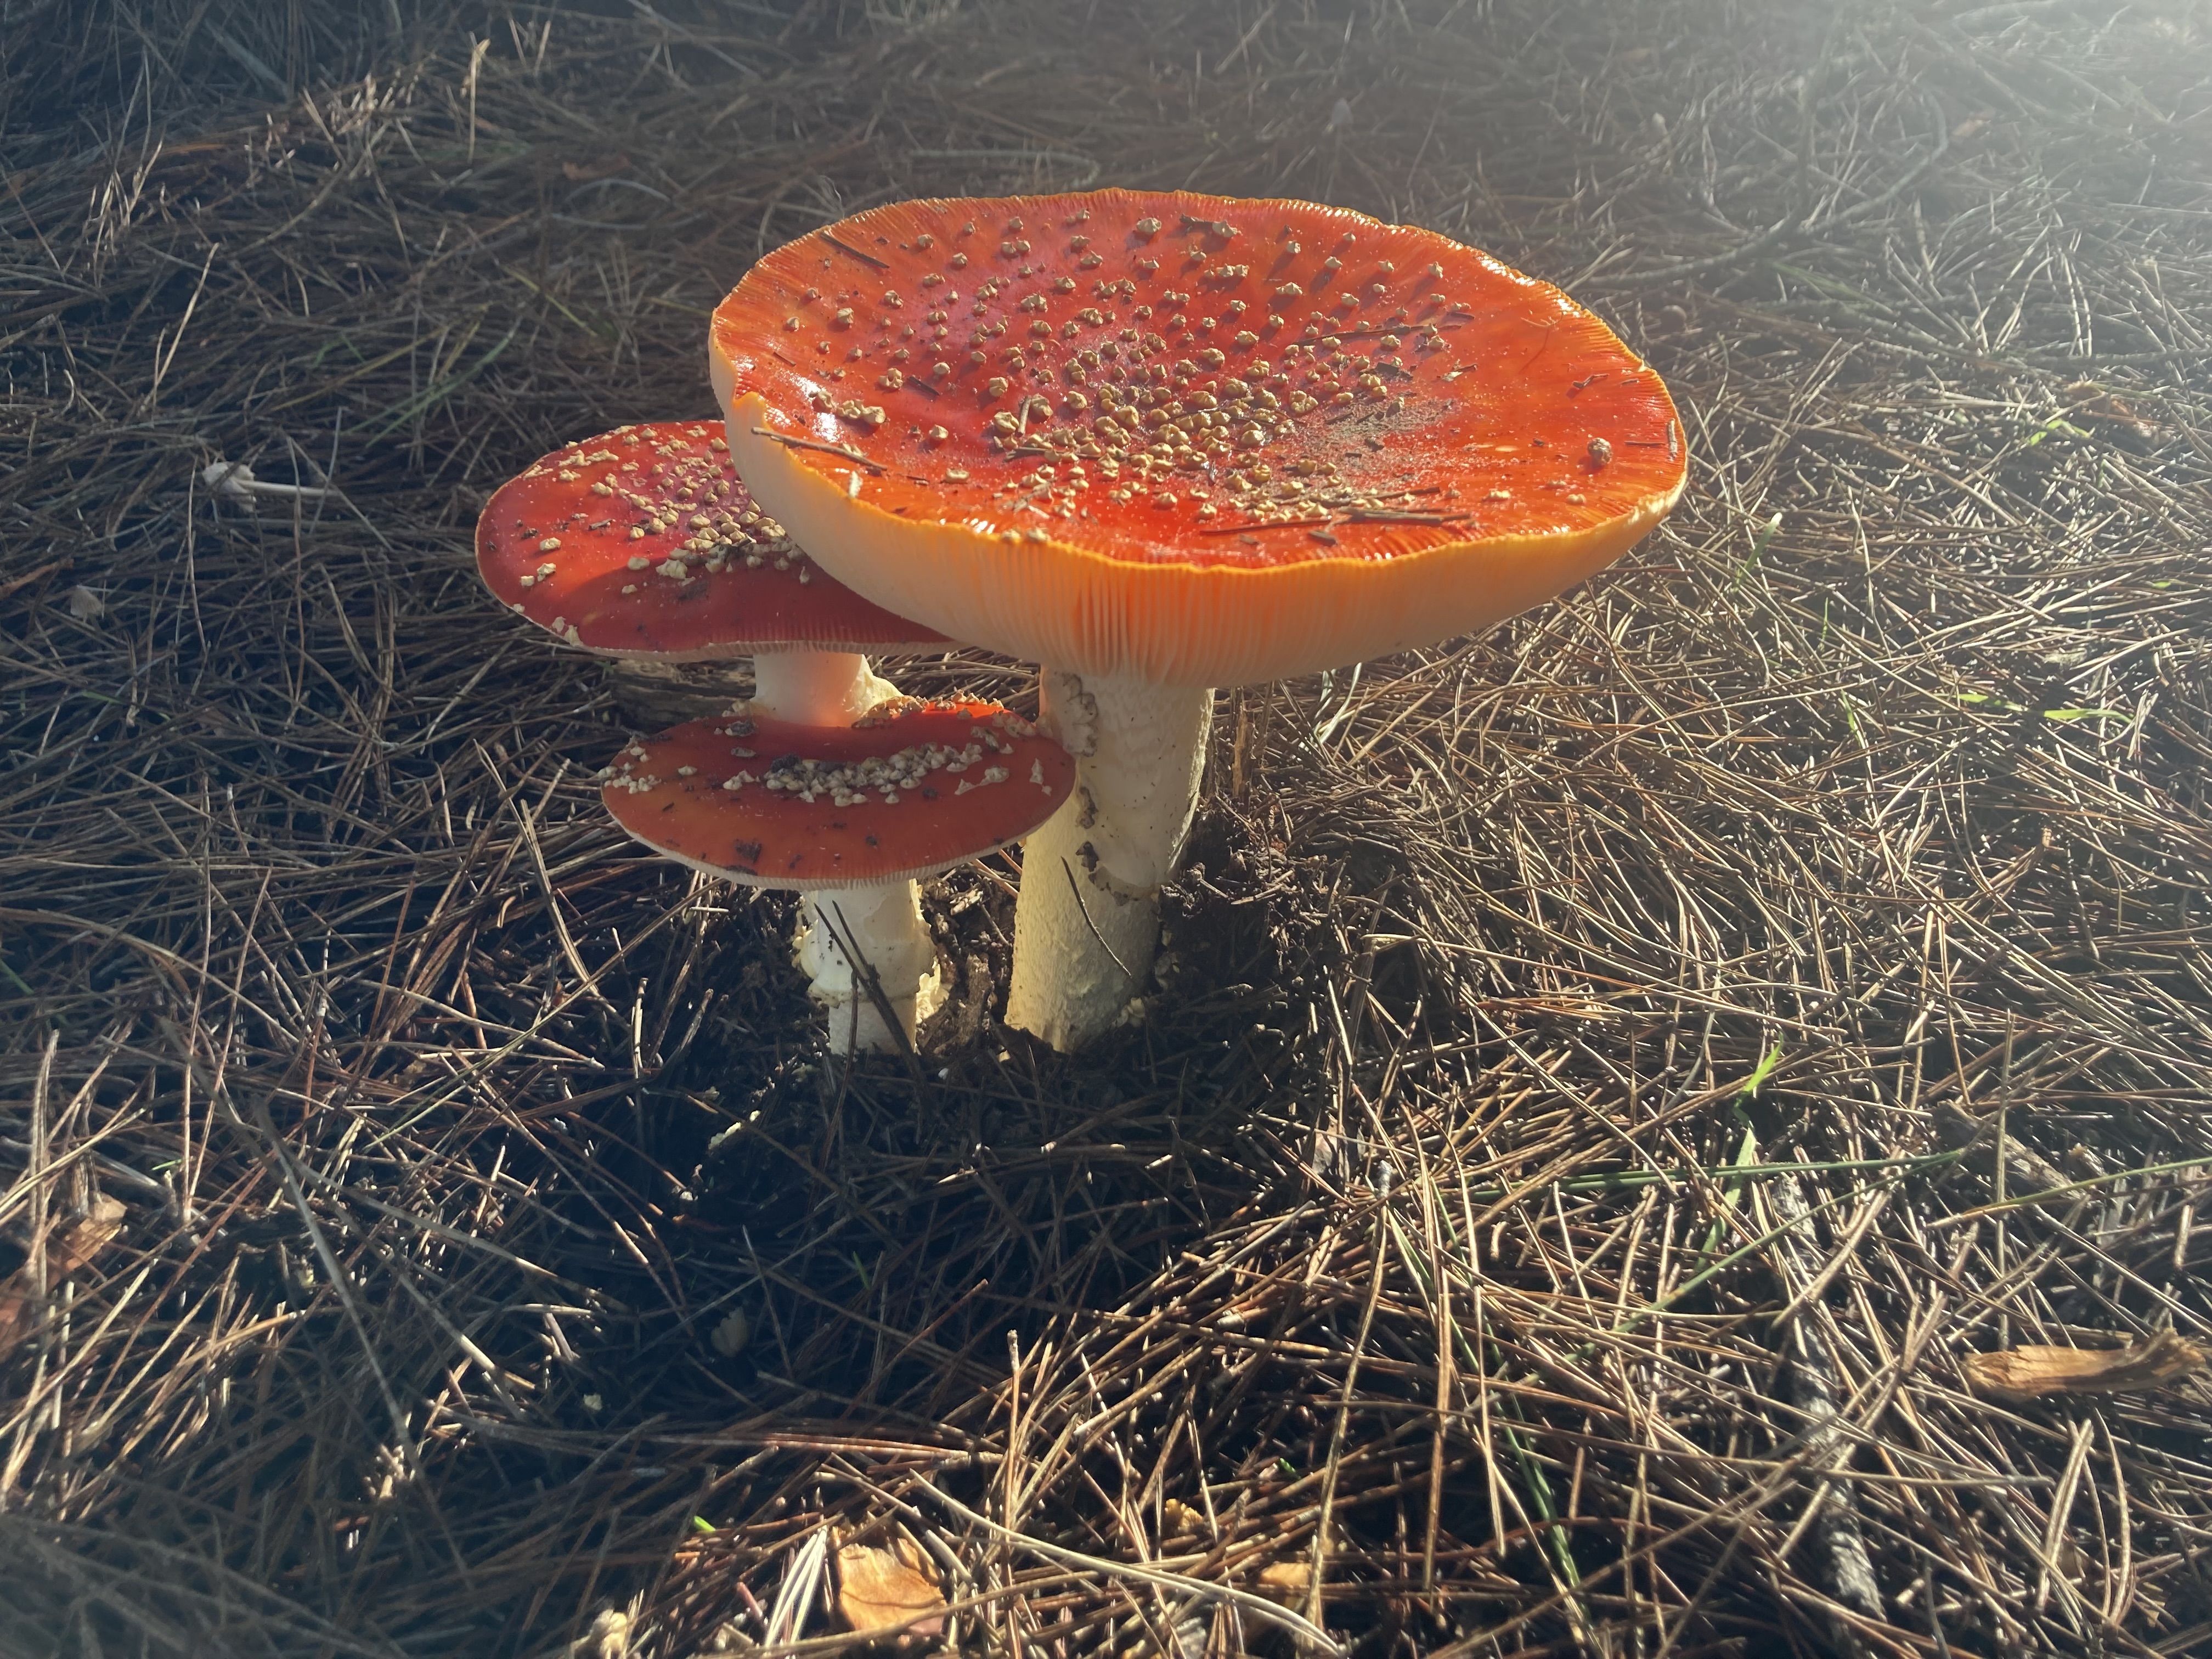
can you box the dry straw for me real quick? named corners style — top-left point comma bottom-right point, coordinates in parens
top-left (3, 1), bottom-right (2210, 1655)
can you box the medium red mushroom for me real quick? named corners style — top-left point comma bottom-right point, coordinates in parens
top-left (599, 701), bottom-right (1075, 1049)
top-left (710, 191), bottom-right (1688, 1049)
top-left (475, 419), bottom-right (949, 703)
top-left (478, 420), bottom-right (972, 1050)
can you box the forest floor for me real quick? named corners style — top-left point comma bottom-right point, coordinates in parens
top-left (4, 1), bottom-right (2211, 1655)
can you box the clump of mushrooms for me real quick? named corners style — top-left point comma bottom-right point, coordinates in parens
top-left (709, 190), bottom-right (1688, 1050)
top-left (476, 419), bottom-right (1069, 1051)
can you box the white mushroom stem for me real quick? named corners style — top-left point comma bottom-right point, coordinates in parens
top-left (1006, 672), bottom-right (1213, 1051)
top-left (793, 881), bottom-right (940, 1055)
top-left (751, 649), bottom-right (901, 725)
top-left (751, 648), bottom-right (944, 1054)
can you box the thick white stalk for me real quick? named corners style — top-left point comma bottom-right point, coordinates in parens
top-left (1006, 672), bottom-right (1212, 1051)
top-left (751, 649), bottom-right (943, 1053)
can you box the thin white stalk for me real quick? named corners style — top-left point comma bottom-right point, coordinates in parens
top-left (751, 649), bottom-right (899, 725)
top-left (793, 882), bottom-right (940, 1055)
top-left (1006, 671), bottom-right (1212, 1051)
top-left (751, 650), bottom-right (943, 1053)
top-left (199, 460), bottom-right (330, 500)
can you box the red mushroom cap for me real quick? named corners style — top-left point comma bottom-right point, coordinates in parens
top-left (712, 190), bottom-right (1686, 686)
top-left (476, 420), bottom-right (949, 658)
top-left (601, 699), bottom-right (1074, 889)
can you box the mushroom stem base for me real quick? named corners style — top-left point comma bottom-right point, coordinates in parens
top-left (752, 648), bottom-right (940, 1055)
top-left (795, 884), bottom-right (946, 1054)
top-left (1007, 673), bottom-right (1213, 1051)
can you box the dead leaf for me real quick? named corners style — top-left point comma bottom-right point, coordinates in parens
top-left (0, 1196), bottom-right (126, 1358)
top-left (1962, 1330), bottom-right (2208, 1403)
top-left (709, 1307), bottom-right (751, 1357)
top-left (562, 153), bottom-right (632, 183)
top-left (835, 1528), bottom-right (945, 1644)
top-left (1255, 1560), bottom-right (1312, 1605)
top-left (567, 1606), bottom-right (630, 1659)
top-left (2062, 381), bottom-right (2162, 435)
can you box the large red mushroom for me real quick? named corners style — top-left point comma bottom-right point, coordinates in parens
top-left (710, 191), bottom-right (1687, 1049)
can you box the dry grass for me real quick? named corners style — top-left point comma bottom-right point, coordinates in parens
top-left (4, 1), bottom-right (2212, 1655)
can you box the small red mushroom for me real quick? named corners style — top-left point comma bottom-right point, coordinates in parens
top-left (601, 702), bottom-right (1074, 886)
top-left (600, 701), bottom-right (1075, 1051)
top-left (709, 191), bottom-right (1688, 1050)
